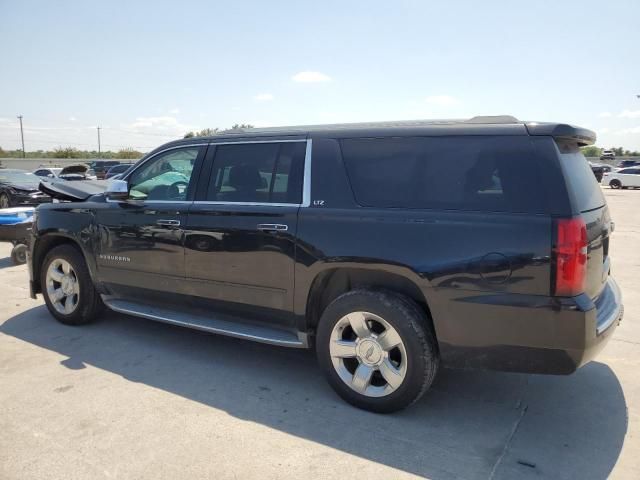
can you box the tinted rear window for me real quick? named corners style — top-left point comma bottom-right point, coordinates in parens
top-left (556, 142), bottom-right (605, 212)
top-left (340, 136), bottom-right (545, 213)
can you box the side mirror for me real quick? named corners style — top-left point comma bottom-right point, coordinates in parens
top-left (105, 179), bottom-right (129, 201)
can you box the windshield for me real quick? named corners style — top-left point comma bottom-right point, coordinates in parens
top-left (0, 171), bottom-right (40, 186)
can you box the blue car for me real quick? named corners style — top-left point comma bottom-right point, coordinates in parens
top-left (0, 207), bottom-right (35, 264)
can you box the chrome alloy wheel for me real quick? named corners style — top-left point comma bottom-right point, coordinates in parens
top-left (329, 311), bottom-right (408, 397)
top-left (46, 258), bottom-right (80, 315)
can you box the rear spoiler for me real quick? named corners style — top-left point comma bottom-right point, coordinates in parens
top-left (525, 122), bottom-right (596, 146)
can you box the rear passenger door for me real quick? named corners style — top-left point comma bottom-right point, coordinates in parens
top-left (184, 139), bottom-right (309, 312)
top-left (625, 168), bottom-right (640, 186)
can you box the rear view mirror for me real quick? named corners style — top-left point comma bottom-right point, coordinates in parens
top-left (105, 179), bottom-right (129, 201)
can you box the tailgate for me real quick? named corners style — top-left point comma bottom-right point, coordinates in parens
top-left (581, 206), bottom-right (612, 299)
top-left (556, 142), bottom-right (610, 300)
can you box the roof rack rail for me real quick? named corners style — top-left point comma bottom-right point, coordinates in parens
top-left (465, 115), bottom-right (519, 124)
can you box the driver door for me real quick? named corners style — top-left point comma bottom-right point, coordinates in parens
top-left (95, 145), bottom-right (207, 294)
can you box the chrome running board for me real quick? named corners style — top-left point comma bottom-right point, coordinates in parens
top-left (102, 296), bottom-right (308, 348)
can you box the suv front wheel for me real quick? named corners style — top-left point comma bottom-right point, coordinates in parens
top-left (316, 290), bottom-right (439, 413)
top-left (41, 244), bottom-right (103, 325)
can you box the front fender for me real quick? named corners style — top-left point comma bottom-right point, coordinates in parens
top-left (30, 205), bottom-right (98, 294)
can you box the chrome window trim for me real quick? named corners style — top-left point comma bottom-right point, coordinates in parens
top-left (115, 138), bottom-right (312, 207)
top-left (193, 201), bottom-right (299, 208)
top-left (203, 138), bottom-right (312, 207)
top-left (302, 139), bottom-right (312, 207)
top-left (208, 138), bottom-right (307, 146)
top-left (121, 143), bottom-right (208, 183)
top-left (105, 198), bottom-right (193, 204)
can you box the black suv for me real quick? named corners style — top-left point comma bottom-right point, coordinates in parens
top-left (29, 116), bottom-right (623, 413)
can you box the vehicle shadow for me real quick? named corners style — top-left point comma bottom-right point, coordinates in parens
top-left (0, 256), bottom-right (15, 269)
top-left (0, 306), bottom-right (627, 480)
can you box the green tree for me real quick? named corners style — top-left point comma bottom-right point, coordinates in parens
top-left (116, 148), bottom-right (143, 159)
top-left (581, 146), bottom-right (602, 157)
top-left (52, 147), bottom-right (82, 158)
top-left (613, 147), bottom-right (624, 156)
top-left (183, 124), bottom-right (254, 138)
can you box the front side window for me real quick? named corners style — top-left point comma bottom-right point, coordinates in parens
top-left (206, 142), bottom-right (305, 204)
top-left (128, 147), bottom-right (200, 201)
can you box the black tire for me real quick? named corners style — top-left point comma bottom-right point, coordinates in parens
top-left (10, 244), bottom-right (28, 265)
top-left (316, 289), bottom-right (439, 413)
top-left (0, 193), bottom-right (11, 209)
top-left (41, 244), bottom-right (103, 325)
top-left (609, 180), bottom-right (622, 189)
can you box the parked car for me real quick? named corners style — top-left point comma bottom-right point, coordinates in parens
top-left (0, 207), bottom-right (35, 264)
top-left (600, 149), bottom-right (615, 161)
top-left (58, 164), bottom-right (98, 181)
top-left (33, 167), bottom-right (63, 179)
top-left (105, 163), bottom-right (135, 179)
top-left (603, 167), bottom-right (640, 189)
top-left (30, 116), bottom-right (623, 413)
top-left (616, 159), bottom-right (640, 169)
top-left (88, 160), bottom-right (121, 179)
top-left (0, 169), bottom-right (51, 208)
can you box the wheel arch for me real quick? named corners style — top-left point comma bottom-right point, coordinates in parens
top-left (31, 233), bottom-right (97, 295)
top-left (303, 267), bottom-right (436, 340)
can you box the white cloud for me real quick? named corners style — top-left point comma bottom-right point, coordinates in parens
top-left (0, 118), bottom-right (11, 124)
top-left (122, 116), bottom-right (194, 137)
top-left (616, 126), bottom-right (640, 134)
top-left (292, 71), bottom-right (332, 83)
top-left (424, 95), bottom-right (460, 106)
top-left (69, 116), bottom-right (77, 121)
top-left (169, 108), bottom-right (180, 114)
top-left (619, 110), bottom-right (640, 119)
top-left (598, 127), bottom-right (610, 134)
top-left (127, 116), bottom-right (181, 129)
top-left (254, 93), bottom-right (274, 101)
top-left (598, 112), bottom-right (612, 118)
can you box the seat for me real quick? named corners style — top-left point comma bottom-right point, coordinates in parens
top-left (220, 164), bottom-right (264, 202)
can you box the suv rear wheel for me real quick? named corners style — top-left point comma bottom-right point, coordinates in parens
top-left (41, 244), bottom-right (103, 325)
top-left (316, 290), bottom-right (439, 413)
top-left (609, 179), bottom-right (622, 189)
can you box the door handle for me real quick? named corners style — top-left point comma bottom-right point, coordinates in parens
top-left (156, 219), bottom-right (181, 226)
top-left (257, 223), bottom-right (288, 232)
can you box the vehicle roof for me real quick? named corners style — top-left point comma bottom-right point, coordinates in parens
top-left (155, 115), bottom-right (595, 152)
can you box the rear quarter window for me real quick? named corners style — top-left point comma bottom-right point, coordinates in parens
top-left (340, 136), bottom-right (546, 213)
top-left (556, 142), bottom-right (605, 213)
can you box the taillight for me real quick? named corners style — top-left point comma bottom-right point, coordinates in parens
top-left (553, 218), bottom-right (588, 296)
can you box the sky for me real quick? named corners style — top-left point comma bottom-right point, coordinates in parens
top-left (0, 0), bottom-right (639, 153)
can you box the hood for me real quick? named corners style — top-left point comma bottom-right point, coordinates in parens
top-left (0, 177), bottom-right (40, 192)
top-left (39, 178), bottom-right (107, 202)
top-left (7, 182), bottom-right (39, 192)
top-left (59, 164), bottom-right (91, 180)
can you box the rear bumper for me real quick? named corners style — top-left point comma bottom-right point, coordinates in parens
top-left (433, 277), bottom-right (623, 374)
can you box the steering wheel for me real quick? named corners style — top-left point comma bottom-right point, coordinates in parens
top-left (167, 180), bottom-right (188, 199)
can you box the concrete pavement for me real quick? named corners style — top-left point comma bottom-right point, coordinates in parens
top-left (0, 188), bottom-right (638, 479)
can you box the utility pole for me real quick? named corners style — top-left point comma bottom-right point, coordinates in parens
top-left (17, 115), bottom-right (25, 158)
top-left (97, 126), bottom-right (101, 158)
